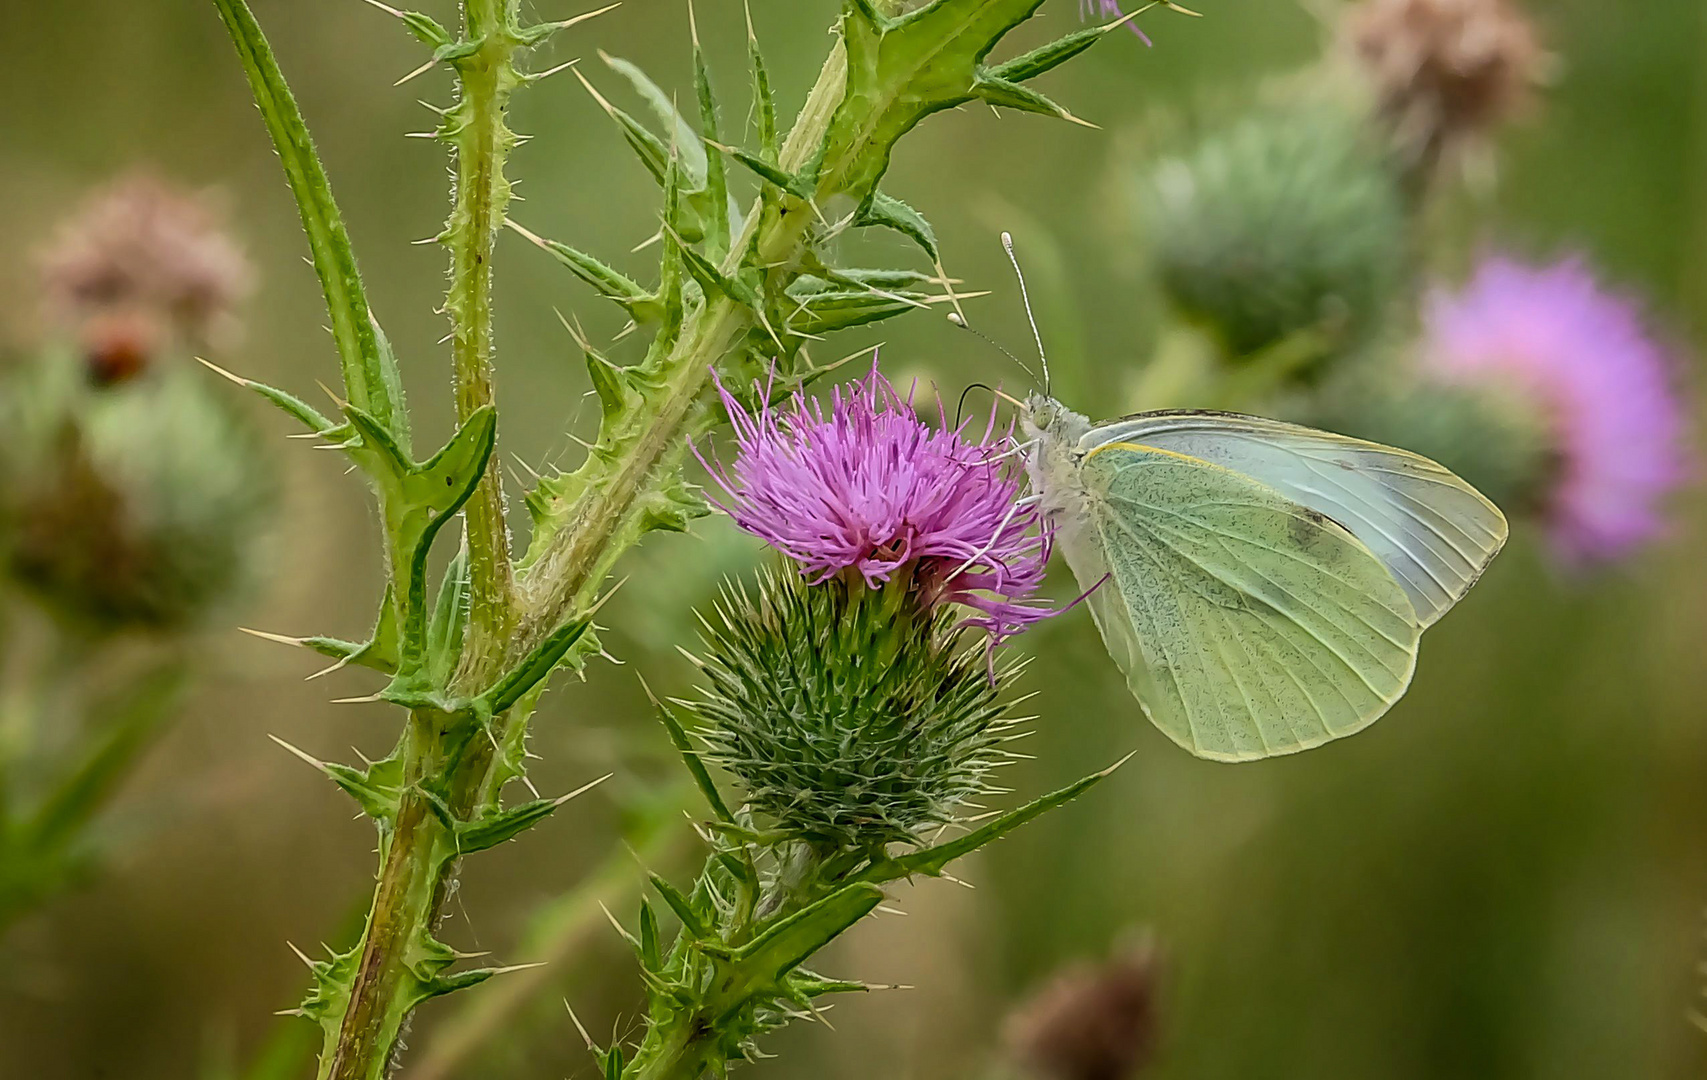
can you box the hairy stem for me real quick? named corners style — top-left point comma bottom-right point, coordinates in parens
top-left (446, 0), bottom-right (521, 684)
top-left (322, 5), bottom-right (529, 1075)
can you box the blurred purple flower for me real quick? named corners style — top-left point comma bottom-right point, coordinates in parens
top-left (1422, 255), bottom-right (1688, 565)
top-left (1080, 0), bottom-right (1153, 45)
top-left (700, 365), bottom-right (1053, 645)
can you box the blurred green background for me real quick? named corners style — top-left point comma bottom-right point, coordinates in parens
top-left (3, 0), bottom-right (1706, 1077)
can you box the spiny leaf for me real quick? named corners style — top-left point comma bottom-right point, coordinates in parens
top-left (745, 1), bottom-right (778, 162)
top-left (856, 192), bottom-right (938, 261)
top-left (211, 0), bottom-right (404, 439)
top-left (644, 680), bottom-right (734, 823)
top-left (456, 774), bottom-right (607, 853)
top-left (196, 359), bottom-right (342, 437)
top-left (722, 882), bottom-right (884, 995)
top-left (987, 12), bottom-right (1135, 83)
top-left (426, 545), bottom-right (469, 686)
top-left (473, 616), bottom-right (594, 717)
top-left (507, 220), bottom-right (660, 321)
top-left (648, 873), bottom-right (711, 940)
top-left (863, 754), bottom-right (1131, 883)
top-left (725, 147), bottom-right (811, 199)
top-left (972, 73), bottom-right (1087, 125)
top-left (690, 4), bottom-right (731, 258)
top-left (600, 52), bottom-right (709, 187)
top-left (638, 899), bottom-right (663, 972)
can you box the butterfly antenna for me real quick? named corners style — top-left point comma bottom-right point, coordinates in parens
top-left (947, 311), bottom-right (1039, 387)
top-left (1001, 231), bottom-right (1051, 396)
top-left (955, 382), bottom-right (997, 429)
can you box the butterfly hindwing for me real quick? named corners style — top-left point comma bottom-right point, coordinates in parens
top-left (1068, 440), bottom-right (1423, 761)
top-left (1079, 412), bottom-right (1508, 627)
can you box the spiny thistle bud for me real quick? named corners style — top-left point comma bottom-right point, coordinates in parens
top-left (1137, 103), bottom-right (1409, 366)
top-left (1342, 0), bottom-right (1545, 181)
top-left (0, 352), bottom-right (275, 631)
top-left (689, 564), bottom-right (1023, 849)
top-left (37, 173), bottom-right (253, 383)
top-left (1003, 936), bottom-right (1164, 1080)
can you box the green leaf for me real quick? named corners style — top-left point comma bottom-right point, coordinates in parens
top-left (211, 0), bottom-right (405, 440)
top-left (726, 148), bottom-right (811, 199)
top-left (643, 682), bottom-right (734, 823)
top-left (601, 53), bottom-right (710, 188)
top-left (987, 21), bottom-right (1113, 83)
top-left (473, 616), bottom-right (593, 717)
top-left (863, 755), bottom-right (1129, 883)
top-left (638, 899), bottom-right (663, 972)
top-left (426, 546), bottom-right (469, 686)
top-left (972, 72), bottom-right (1082, 122)
top-left (390, 406), bottom-right (499, 663)
top-left (586, 352), bottom-right (640, 428)
top-left (820, 0), bottom-right (1055, 204)
top-left (785, 288), bottom-right (930, 337)
top-left (457, 795), bottom-right (568, 853)
top-left (722, 882), bottom-right (884, 999)
top-left (855, 192), bottom-right (939, 261)
top-left (301, 584), bottom-right (402, 675)
top-left (510, 223), bottom-right (661, 321)
top-left (399, 10), bottom-right (452, 49)
top-left (648, 873), bottom-right (711, 940)
top-left (746, 5), bottom-right (779, 162)
top-left (691, 16), bottom-right (732, 258)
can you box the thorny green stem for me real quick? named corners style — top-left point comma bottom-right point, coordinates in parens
top-left (447, 0), bottom-right (522, 684)
top-left (619, 842), bottom-right (835, 1080)
top-left (321, 4), bottom-right (529, 1077)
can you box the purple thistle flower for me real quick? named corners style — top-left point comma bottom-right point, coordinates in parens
top-left (1080, 0), bottom-right (1154, 46)
top-left (699, 365), bottom-right (1053, 645)
top-left (1421, 254), bottom-right (1688, 565)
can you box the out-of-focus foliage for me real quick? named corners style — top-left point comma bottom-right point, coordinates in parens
top-left (0, 1), bottom-right (1703, 1079)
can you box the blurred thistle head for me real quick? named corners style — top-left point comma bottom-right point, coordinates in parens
top-left (1341, 0), bottom-right (1546, 180)
top-left (38, 172), bottom-right (252, 383)
top-left (0, 355), bottom-right (276, 632)
top-left (1003, 935), bottom-right (1163, 1080)
top-left (702, 364), bottom-right (1052, 645)
top-left (1139, 102), bottom-right (1408, 366)
top-left (1418, 254), bottom-right (1687, 566)
top-left (0, 175), bottom-right (273, 633)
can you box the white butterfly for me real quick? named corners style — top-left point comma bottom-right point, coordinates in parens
top-left (986, 235), bottom-right (1507, 761)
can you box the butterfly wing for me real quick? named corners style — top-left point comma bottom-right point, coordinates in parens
top-left (1079, 412), bottom-right (1507, 627)
top-left (1065, 440), bottom-right (1423, 761)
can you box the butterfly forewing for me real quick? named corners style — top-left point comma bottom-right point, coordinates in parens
top-left (1072, 441), bottom-right (1423, 761)
top-left (1078, 412), bottom-right (1508, 627)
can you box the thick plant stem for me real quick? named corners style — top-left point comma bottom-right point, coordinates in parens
top-left (322, 6), bottom-right (528, 1076)
top-left (322, 715), bottom-right (448, 1080)
top-left (445, 0), bottom-right (522, 684)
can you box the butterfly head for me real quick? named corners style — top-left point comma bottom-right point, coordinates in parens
top-left (1020, 394), bottom-right (1093, 520)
